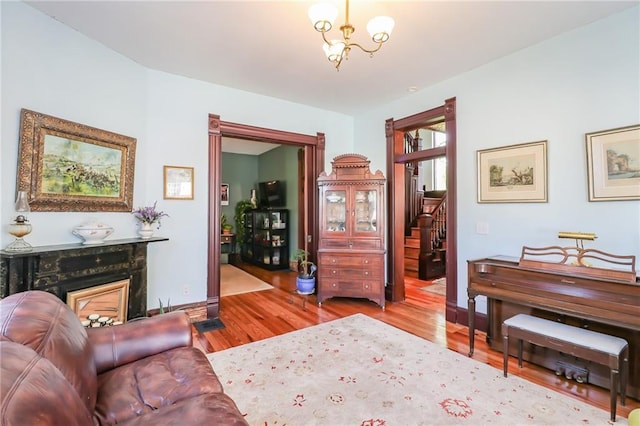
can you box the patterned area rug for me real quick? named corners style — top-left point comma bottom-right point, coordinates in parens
top-left (419, 277), bottom-right (447, 296)
top-left (220, 264), bottom-right (273, 297)
top-left (208, 314), bottom-right (621, 425)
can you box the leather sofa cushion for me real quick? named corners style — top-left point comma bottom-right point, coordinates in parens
top-left (0, 341), bottom-right (94, 426)
top-left (0, 291), bottom-right (97, 415)
top-left (117, 393), bottom-right (248, 426)
top-left (94, 346), bottom-right (225, 424)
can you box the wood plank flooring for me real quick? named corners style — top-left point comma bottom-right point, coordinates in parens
top-left (194, 261), bottom-right (639, 419)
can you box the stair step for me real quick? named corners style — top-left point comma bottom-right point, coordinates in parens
top-left (405, 269), bottom-right (419, 278)
top-left (405, 258), bottom-right (419, 271)
top-left (410, 228), bottom-right (421, 238)
top-left (405, 246), bottom-right (420, 258)
top-left (405, 237), bottom-right (420, 248)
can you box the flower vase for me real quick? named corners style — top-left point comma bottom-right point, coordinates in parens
top-left (138, 222), bottom-right (155, 239)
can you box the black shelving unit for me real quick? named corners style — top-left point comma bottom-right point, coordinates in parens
top-left (240, 209), bottom-right (289, 270)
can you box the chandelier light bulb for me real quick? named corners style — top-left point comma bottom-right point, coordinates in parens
top-left (309, 3), bottom-right (338, 32)
top-left (367, 16), bottom-right (394, 43)
top-left (323, 40), bottom-right (346, 62)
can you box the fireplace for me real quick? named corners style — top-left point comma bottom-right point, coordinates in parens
top-left (67, 279), bottom-right (130, 324)
top-left (0, 237), bottom-right (167, 320)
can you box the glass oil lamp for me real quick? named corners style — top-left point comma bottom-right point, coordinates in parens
top-left (5, 191), bottom-right (33, 252)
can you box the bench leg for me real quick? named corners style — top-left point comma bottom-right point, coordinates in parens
top-left (503, 334), bottom-right (509, 377)
top-left (621, 349), bottom-right (628, 406)
top-left (610, 368), bottom-right (618, 421)
top-left (517, 339), bottom-right (523, 368)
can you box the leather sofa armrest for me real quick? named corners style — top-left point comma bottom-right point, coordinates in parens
top-left (88, 311), bottom-right (193, 374)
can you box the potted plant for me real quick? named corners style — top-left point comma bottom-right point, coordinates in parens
top-left (291, 249), bottom-right (317, 295)
top-left (221, 213), bottom-right (233, 234)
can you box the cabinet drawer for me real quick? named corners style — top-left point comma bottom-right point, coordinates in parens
top-left (321, 267), bottom-right (382, 279)
top-left (321, 239), bottom-right (381, 250)
top-left (319, 255), bottom-right (382, 267)
top-left (321, 279), bottom-right (380, 295)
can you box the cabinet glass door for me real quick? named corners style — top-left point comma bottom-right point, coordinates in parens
top-left (354, 190), bottom-right (377, 232)
top-left (324, 190), bottom-right (346, 232)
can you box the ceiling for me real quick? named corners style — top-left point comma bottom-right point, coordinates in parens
top-left (25, 1), bottom-right (636, 118)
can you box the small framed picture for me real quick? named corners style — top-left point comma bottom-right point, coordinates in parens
top-left (477, 140), bottom-right (548, 203)
top-left (164, 166), bottom-right (194, 200)
top-left (221, 183), bottom-right (230, 205)
top-left (586, 124), bottom-right (640, 201)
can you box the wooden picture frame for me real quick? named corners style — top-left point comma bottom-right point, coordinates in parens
top-left (586, 124), bottom-right (640, 201)
top-left (477, 140), bottom-right (548, 203)
top-left (221, 183), bottom-right (230, 205)
top-left (163, 165), bottom-right (194, 200)
top-left (66, 279), bottom-right (130, 324)
top-left (17, 109), bottom-right (136, 212)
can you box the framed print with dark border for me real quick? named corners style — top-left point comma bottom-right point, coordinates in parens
top-left (163, 165), bottom-right (194, 200)
top-left (221, 183), bottom-right (230, 205)
top-left (586, 124), bottom-right (640, 202)
top-left (477, 140), bottom-right (547, 203)
top-left (17, 109), bottom-right (136, 212)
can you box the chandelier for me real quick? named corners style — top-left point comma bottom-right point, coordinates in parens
top-left (308, 0), bottom-right (395, 70)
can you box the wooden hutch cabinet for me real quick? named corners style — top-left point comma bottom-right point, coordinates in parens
top-left (240, 208), bottom-right (289, 270)
top-left (317, 154), bottom-right (386, 309)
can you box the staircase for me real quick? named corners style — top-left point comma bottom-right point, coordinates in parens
top-left (404, 193), bottom-right (447, 280)
top-left (402, 130), bottom-right (447, 280)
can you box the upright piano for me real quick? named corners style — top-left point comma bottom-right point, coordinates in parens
top-left (467, 252), bottom-right (640, 399)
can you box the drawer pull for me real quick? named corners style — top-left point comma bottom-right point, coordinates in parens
top-left (364, 271), bottom-right (369, 276)
top-left (332, 259), bottom-right (337, 263)
top-left (332, 283), bottom-right (338, 288)
top-left (560, 279), bottom-right (575, 284)
top-left (364, 259), bottom-right (369, 264)
top-left (332, 270), bottom-right (337, 275)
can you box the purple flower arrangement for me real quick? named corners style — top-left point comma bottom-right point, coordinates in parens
top-left (132, 201), bottom-right (169, 228)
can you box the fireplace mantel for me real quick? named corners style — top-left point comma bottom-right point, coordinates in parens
top-left (0, 237), bottom-right (167, 320)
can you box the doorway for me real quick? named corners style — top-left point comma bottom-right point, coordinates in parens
top-left (385, 97), bottom-right (458, 323)
top-left (206, 115), bottom-right (324, 319)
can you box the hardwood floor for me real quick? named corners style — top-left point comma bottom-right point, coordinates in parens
top-left (194, 261), bottom-right (639, 419)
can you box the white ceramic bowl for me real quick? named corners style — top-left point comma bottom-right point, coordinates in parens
top-left (72, 221), bottom-right (114, 245)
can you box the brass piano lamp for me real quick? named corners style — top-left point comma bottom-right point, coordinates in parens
top-left (557, 231), bottom-right (597, 250)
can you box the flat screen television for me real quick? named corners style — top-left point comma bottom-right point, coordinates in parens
top-left (258, 180), bottom-right (286, 208)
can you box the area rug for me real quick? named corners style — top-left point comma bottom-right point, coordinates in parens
top-left (419, 276), bottom-right (446, 296)
top-left (208, 314), bottom-right (622, 425)
top-left (220, 264), bottom-right (274, 297)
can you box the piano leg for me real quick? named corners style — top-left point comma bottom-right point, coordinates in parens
top-left (468, 295), bottom-right (476, 356)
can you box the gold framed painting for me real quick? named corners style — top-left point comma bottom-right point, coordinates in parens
top-left (586, 124), bottom-right (640, 201)
top-left (163, 165), bottom-right (194, 200)
top-left (66, 279), bottom-right (130, 324)
top-left (17, 109), bottom-right (136, 212)
top-left (477, 140), bottom-right (548, 203)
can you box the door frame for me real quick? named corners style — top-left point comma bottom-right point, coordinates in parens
top-left (385, 97), bottom-right (458, 323)
top-left (206, 114), bottom-right (325, 318)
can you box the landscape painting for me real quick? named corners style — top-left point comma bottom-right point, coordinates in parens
top-left (42, 134), bottom-right (123, 197)
top-left (477, 140), bottom-right (547, 203)
top-left (586, 124), bottom-right (640, 201)
top-left (17, 109), bottom-right (136, 211)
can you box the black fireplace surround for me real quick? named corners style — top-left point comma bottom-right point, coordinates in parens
top-left (0, 238), bottom-right (167, 320)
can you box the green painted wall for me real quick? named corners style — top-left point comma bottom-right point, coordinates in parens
top-left (221, 145), bottom-right (300, 258)
top-left (258, 146), bottom-right (300, 257)
top-left (221, 152), bottom-right (259, 233)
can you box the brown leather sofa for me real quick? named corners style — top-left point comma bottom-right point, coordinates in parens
top-left (0, 290), bottom-right (248, 425)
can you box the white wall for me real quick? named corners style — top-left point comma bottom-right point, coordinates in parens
top-left (1, 2), bottom-right (353, 308)
top-left (354, 6), bottom-right (640, 310)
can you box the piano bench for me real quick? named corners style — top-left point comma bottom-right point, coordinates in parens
top-left (502, 313), bottom-right (629, 422)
